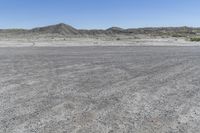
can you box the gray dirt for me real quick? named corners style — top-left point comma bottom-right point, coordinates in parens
top-left (1, 46), bottom-right (200, 133)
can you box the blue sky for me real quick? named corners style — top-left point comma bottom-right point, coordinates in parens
top-left (0, 0), bottom-right (200, 29)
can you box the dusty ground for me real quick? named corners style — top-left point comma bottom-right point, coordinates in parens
top-left (1, 46), bottom-right (200, 133)
top-left (0, 37), bottom-right (200, 47)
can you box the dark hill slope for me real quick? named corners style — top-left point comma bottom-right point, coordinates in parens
top-left (30, 23), bottom-right (79, 35)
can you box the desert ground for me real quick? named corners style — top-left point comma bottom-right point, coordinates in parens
top-left (0, 37), bottom-right (200, 47)
top-left (1, 46), bottom-right (200, 133)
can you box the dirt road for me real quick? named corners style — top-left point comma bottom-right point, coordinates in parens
top-left (1, 46), bottom-right (200, 133)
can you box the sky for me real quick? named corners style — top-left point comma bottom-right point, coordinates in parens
top-left (0, 0), bottom-right (200, 29)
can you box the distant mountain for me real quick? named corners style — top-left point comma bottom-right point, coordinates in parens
top-left (30, 23), bottom-right (79, 35)
top-left (1, 23), bottom-right (200, 37)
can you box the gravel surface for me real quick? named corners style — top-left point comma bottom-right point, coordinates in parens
top-left (1, 46), bottom-right (200, 133)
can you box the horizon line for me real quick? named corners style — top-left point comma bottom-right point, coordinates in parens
top-left (1, 23), bottom-right (200, 30)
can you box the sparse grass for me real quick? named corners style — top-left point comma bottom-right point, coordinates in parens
top-left (190, 37), bottom-right (200, 42)
top-left (116, 37), bottom-right (121, 41)
top-left (172, 34), bottom-right (185, 38)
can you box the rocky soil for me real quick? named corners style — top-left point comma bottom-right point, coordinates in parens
top-left (1, 47), bottom-right (200, 133)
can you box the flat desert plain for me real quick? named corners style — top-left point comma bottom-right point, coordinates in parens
top-left (1, 46), bottom-right (200, 133)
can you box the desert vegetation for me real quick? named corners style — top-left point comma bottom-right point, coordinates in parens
top-left (190, 37), bottom-right (200, 42)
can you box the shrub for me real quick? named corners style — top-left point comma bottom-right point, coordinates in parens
top-left (172, 34), bottom-right (185, 37)
top-left (190, 37), bottom-right (200, 42)
top-left (116, 38), bottom-right (121, 41)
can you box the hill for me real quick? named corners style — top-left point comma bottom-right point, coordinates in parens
top-left (1, 23), bottom-right (200, 38)
top-left (30, 23), bottom-right (79, 35)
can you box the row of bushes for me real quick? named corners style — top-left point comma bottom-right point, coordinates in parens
top-left (172, 34), bottom-right (185, 37)
top-left (190, 37), bottom-right (200, 42)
